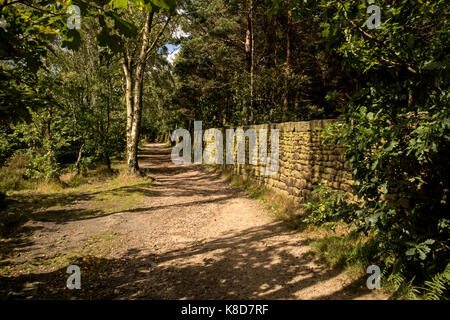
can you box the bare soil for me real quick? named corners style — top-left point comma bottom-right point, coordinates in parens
top-left (0, 143), bottom-right (387, 300)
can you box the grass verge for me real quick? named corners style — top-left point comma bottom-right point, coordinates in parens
top-left (1, 161), bottom-right (153, 235)
top-left (0, 160), bottom-right (153, 291)
top-left (214, 166), bottom-right (395, 299)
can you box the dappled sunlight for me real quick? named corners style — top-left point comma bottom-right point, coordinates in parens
top-left (0, 143), bottom-right (386, 300)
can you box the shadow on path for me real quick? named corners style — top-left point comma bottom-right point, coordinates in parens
top-left (0, 143), bottom-right (384, 300)
top-left (1, 223), bottom-right (373, 300)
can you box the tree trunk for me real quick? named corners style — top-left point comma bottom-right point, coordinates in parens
top-left (244, 0), bottom-right (255, 125)
top-left (283, 1), bottom-right (292, 121)
top-left (244, 6), bottom-right (252, 125)
top-left (123, 51), bottom-right (136, 174)
top-left (123, 12), bottom-right (153, 176)
top-left (104, 70), bottom-right (112, 171)
top-left (75, 143), bottom-right (85, 175)
top-left (122, 12), bottom-right (170, 176)
top-left (250, 4), bottom-right (255, 124)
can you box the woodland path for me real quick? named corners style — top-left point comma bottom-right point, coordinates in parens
top-left (2, 143), bottom-right (387, 299)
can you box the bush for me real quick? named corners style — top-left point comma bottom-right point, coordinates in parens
top-left (301, 182), bottom-right (349, 227)
top-left (25, 150), bottom-right (60, 180)
top-left (67, 174), bottom-right (89, 188)
top-left (0, 152), bottom-right (34, 193)
top-left (316, 0), bottom-right (449, 299)
top-left (7, 152), bottom-right (31, 170)
top-left (67, 164), bottom-right (116, 188)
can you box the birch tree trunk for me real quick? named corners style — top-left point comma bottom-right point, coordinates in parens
top-left (122, 12), bottom-right (170, 175)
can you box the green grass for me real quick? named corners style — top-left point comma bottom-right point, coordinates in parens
top-left (0, 161), bottom-right (150, 295)
top-left (0, 160), bottom-right (153, 269)
top-left (0, 153), bottom-right (35, 193)
top-left (309, 231), bottom-right (369, 277)
top-left (0, 158), bottom-right (153, 299)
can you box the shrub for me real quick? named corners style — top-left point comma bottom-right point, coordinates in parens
top-left (316, 0), bottom-right (449, 299)
top-left (25, 150), bottom-right (60, 180)
top-left (67, 174), bottom-right (89, 188)
top-left (0, 152), bottom-right (34, 193)
top-left (301, 182), bottom-right (349, 226)
top-left (5, 152), bottom-right (30, 170)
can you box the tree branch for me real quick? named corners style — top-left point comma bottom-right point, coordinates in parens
top-left (142, 15), bottom-right (172, 63)
top-left (338, 0), bottom-right (417, 74)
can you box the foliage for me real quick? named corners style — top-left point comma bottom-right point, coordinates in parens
top-left (0, 0), bottom-right (175, 125)
top-left (0, 1), bottom-right (74, 123)
top-left (25, 150), bottom-right (61, 180)
top-left (0, 125), bottom-right (26, 166)
top-left (0, 0), bottom-right (448, 300)
top-left (422, 263), bottom-right (450, 300)
top-left (0, 153), bottom-right (33, 193)
top-left (173, 0), bottom-right (348, 129)
top-left (301, 182), bottom-right (349, 226)
top-left (315, 0), bottom-right (449, 298)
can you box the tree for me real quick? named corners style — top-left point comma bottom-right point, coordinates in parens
top-left (0, 1), bottom-right (75, 124)
top-left (121, 10), bottom-right (173, 174)
top-left (1, 0), bottom-right (178, 175)
top-left (95, 0), bottom-right (176, 175)
top-left (313, 0), bottom-right (449, 296)
top-left (45, 17), bottom-right (126, 173)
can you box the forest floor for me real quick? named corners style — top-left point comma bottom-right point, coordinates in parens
top-left (0, 143), bottom-right (387, 299)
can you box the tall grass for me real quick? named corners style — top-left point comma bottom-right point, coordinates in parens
top-left (0, 153), bottom-right (35, 193)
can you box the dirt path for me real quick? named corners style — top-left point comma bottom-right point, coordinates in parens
top-left (2, 143), bottom-right (387, 300)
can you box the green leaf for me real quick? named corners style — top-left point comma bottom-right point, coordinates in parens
top-left (442, 118), bottom-right (450, 129)
top-left (106, 12), bottom-right (138, 37)
top-left (371, 159), bottom-right (379, 170)
top-left (383, 140), bottom-right (398, 152)
top-left (150, 0), bottom-right (176, 11)
top-left (380, 182), bottom-right (388, 194)
top-left (320, 22), bottom-right (330, 37)
top-left (110, 0), bottom-right (128, 9)
top-left (366, 212), bottom-right (381, 226)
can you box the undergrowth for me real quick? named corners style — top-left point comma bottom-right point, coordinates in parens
top-left (216, 167), bottom-right (448, 300)
top-left (0, 160), bottom-right (152, 237)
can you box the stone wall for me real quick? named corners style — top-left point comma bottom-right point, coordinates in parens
top-left (216, 120), bottom-right (353, 204)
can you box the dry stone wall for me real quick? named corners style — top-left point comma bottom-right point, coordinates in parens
top-left (217, 120), bottom-right (353, 204)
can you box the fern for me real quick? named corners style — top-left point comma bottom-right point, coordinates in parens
top-left (389, 275), bottom-right (420, 300)
top-left (422, 263), bottom-right (450, 300)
